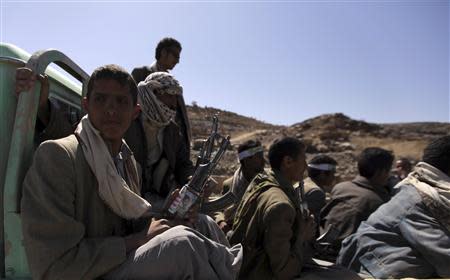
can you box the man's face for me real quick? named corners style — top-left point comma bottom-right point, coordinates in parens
top-left (83, 78), bottom-right (140, 143)
top-left (395, 160), bottom-right (411, 179)
top-left (320, 171), bottom-right (336, 192)
top-left (154, 88), bottom-right (178, 110)
top-left (284, 149), bottom-right (307, 183)
top-left (159, 47), bottom-right (181, 70)
top-left (242, 151), bottom-right (265, 178)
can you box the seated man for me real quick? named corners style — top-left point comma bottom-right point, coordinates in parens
top-left (337, 135), bottom-right (450, 279)
top-left (16, 67), bottom-right (226, 245)
top-left (21, 64), bottom-right (242, 280)
top-left (386, 157), bottom-right (413, 190)
top-left (319, 147), bottom-right (393, 259)
top-left (213, 140), bottom-right (265, 234)
top-left (303, 155), bottom-right (337, 225)
top-left (229, 137), bottom-right (315, 279)
top-left (134, 72), bottom-right (194, 209)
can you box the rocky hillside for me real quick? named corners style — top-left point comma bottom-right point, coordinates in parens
top-left (187, 106), bottom-right (450, 186)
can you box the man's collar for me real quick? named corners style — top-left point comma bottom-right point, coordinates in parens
top-left (271, 169), bottom-right (295, 192)
top-left (352, 175), bottom-right (389, 195)
top-left (114, 140), bottom-right (133, 161)
top-left (352, 175), bottom-right (373, 189)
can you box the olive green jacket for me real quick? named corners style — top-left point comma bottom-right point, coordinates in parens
top-left (213, 174), bottom-right (249, 227)
top-left (229, 169), bottom-right (306, 280)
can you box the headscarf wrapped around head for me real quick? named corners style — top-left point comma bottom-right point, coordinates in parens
top-left (143, 72), bottom-right (183, 96)
top-left (137, 72), bottom-right (183, 127)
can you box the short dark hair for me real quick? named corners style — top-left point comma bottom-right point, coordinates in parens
top-left (423, 135), bottom-right (450, 174)
top-left (357, 147), bottom-right (394, 178)
top-left (155, 37), bottom-right (182, 60)
top-left (268, 137), bottom-right (305, 170)
top-left (308, 155), bottom-right (337, 179)
top-left (86, 64), bottom-right (137, 105)
top-left (238, 140), bottom-right (262, 154)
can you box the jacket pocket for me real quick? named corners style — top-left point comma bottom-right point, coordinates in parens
top-left (360, 251), bottom-right (393, 279)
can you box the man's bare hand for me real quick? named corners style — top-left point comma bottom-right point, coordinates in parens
top-left (163, 188), bottom-right (199, 227)
top-left (147, 218), bottom-right (172, 240)
top-left (15, 67), bottom-right (49, 105)
top-left (218, 221), bottom-right (231, 234)
top-left (202, 177), bottom-right (218, 199)
top-left (300, 214), bottom-right (316, 243)
top-left (184, 202), bottom-right (199, 226)
top-left (124, 217), bottom-right (172, 253)
top-left (15, 67), bottom-right (50, 124)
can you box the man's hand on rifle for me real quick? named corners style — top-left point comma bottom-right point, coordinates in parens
top-left (299, 214), bottom-right (316, 243)
top-left (218, 221), bottom-right (231, 234)
top-left (202, 177), bottom-right (218, 200)
top-left (164, 188), bottom-right (199, 227)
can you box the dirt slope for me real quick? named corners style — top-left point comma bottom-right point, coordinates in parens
top-left (187, 107), bottom-right (450, 183)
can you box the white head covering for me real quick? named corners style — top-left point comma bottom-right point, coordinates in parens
top-left (137, 72), bottom-right (183, 127)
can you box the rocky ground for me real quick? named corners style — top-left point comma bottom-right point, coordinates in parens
top-left (187, 105), bottom-right (450, 187)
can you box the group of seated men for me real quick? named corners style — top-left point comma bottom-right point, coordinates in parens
top-left (14, 37), bottom-right (450, 279)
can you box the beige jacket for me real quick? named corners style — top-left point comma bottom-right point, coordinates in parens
top-left (21, 135), bottom-right (128, 280)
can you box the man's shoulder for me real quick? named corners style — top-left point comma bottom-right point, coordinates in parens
top-left (332, 180), bottom-right (362, 195)
top-left (131, 65), bottom-right (153, 83)
top-left (257, 188), bottom-right (297, 225)
top-left (131, 65), bottom-right (152, 73)
top-left (258, 186), bottom-right (293, 210)
top-left (304, 178), bottom-right (322, 194)
top-left (333, 180), bottom-right (356, 189)
top-left (37, 134), bottom-right (79, 155)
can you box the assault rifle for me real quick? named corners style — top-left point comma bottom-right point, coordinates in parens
top-left (167, 115), bottom-right (230, 218)
top-left (297, 180), bottom-right (309, 218)
top-left (297, 181), bottom-right (339, 260)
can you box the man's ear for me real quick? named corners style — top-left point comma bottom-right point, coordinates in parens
top-left (282, 155), bottom-right (293, 169)
top-left (133, 103), bottom-right (141, 119)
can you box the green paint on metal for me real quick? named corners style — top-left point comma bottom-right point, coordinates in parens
top-left (3, 214), bottom-right (28, 279)
top-left (0, 43), bottom-right (86, 279)
top-left (0, 43), bottom-right (82, 99)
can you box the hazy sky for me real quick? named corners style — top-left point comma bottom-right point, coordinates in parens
top-left (1, 0), bottom-right (449, 125)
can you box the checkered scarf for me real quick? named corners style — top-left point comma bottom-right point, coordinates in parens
top-left (137, 72), bottom-right (182, 127)
top-left (400, 162), bottom-right (450, 232)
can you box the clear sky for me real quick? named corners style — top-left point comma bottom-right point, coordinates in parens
top-left (1, 0), bottom-right (448, 125)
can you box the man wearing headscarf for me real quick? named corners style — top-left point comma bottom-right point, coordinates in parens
top-left (303, 155), bottom-right (337, 225)
top-left (133, 72), bottom-right (194, 210)
top-left (212, 140), bottom-right (265, 235)
top-left (337, 135), bottom-right (450, 279)
top-left (133, 71), bottom-right (229, 245)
